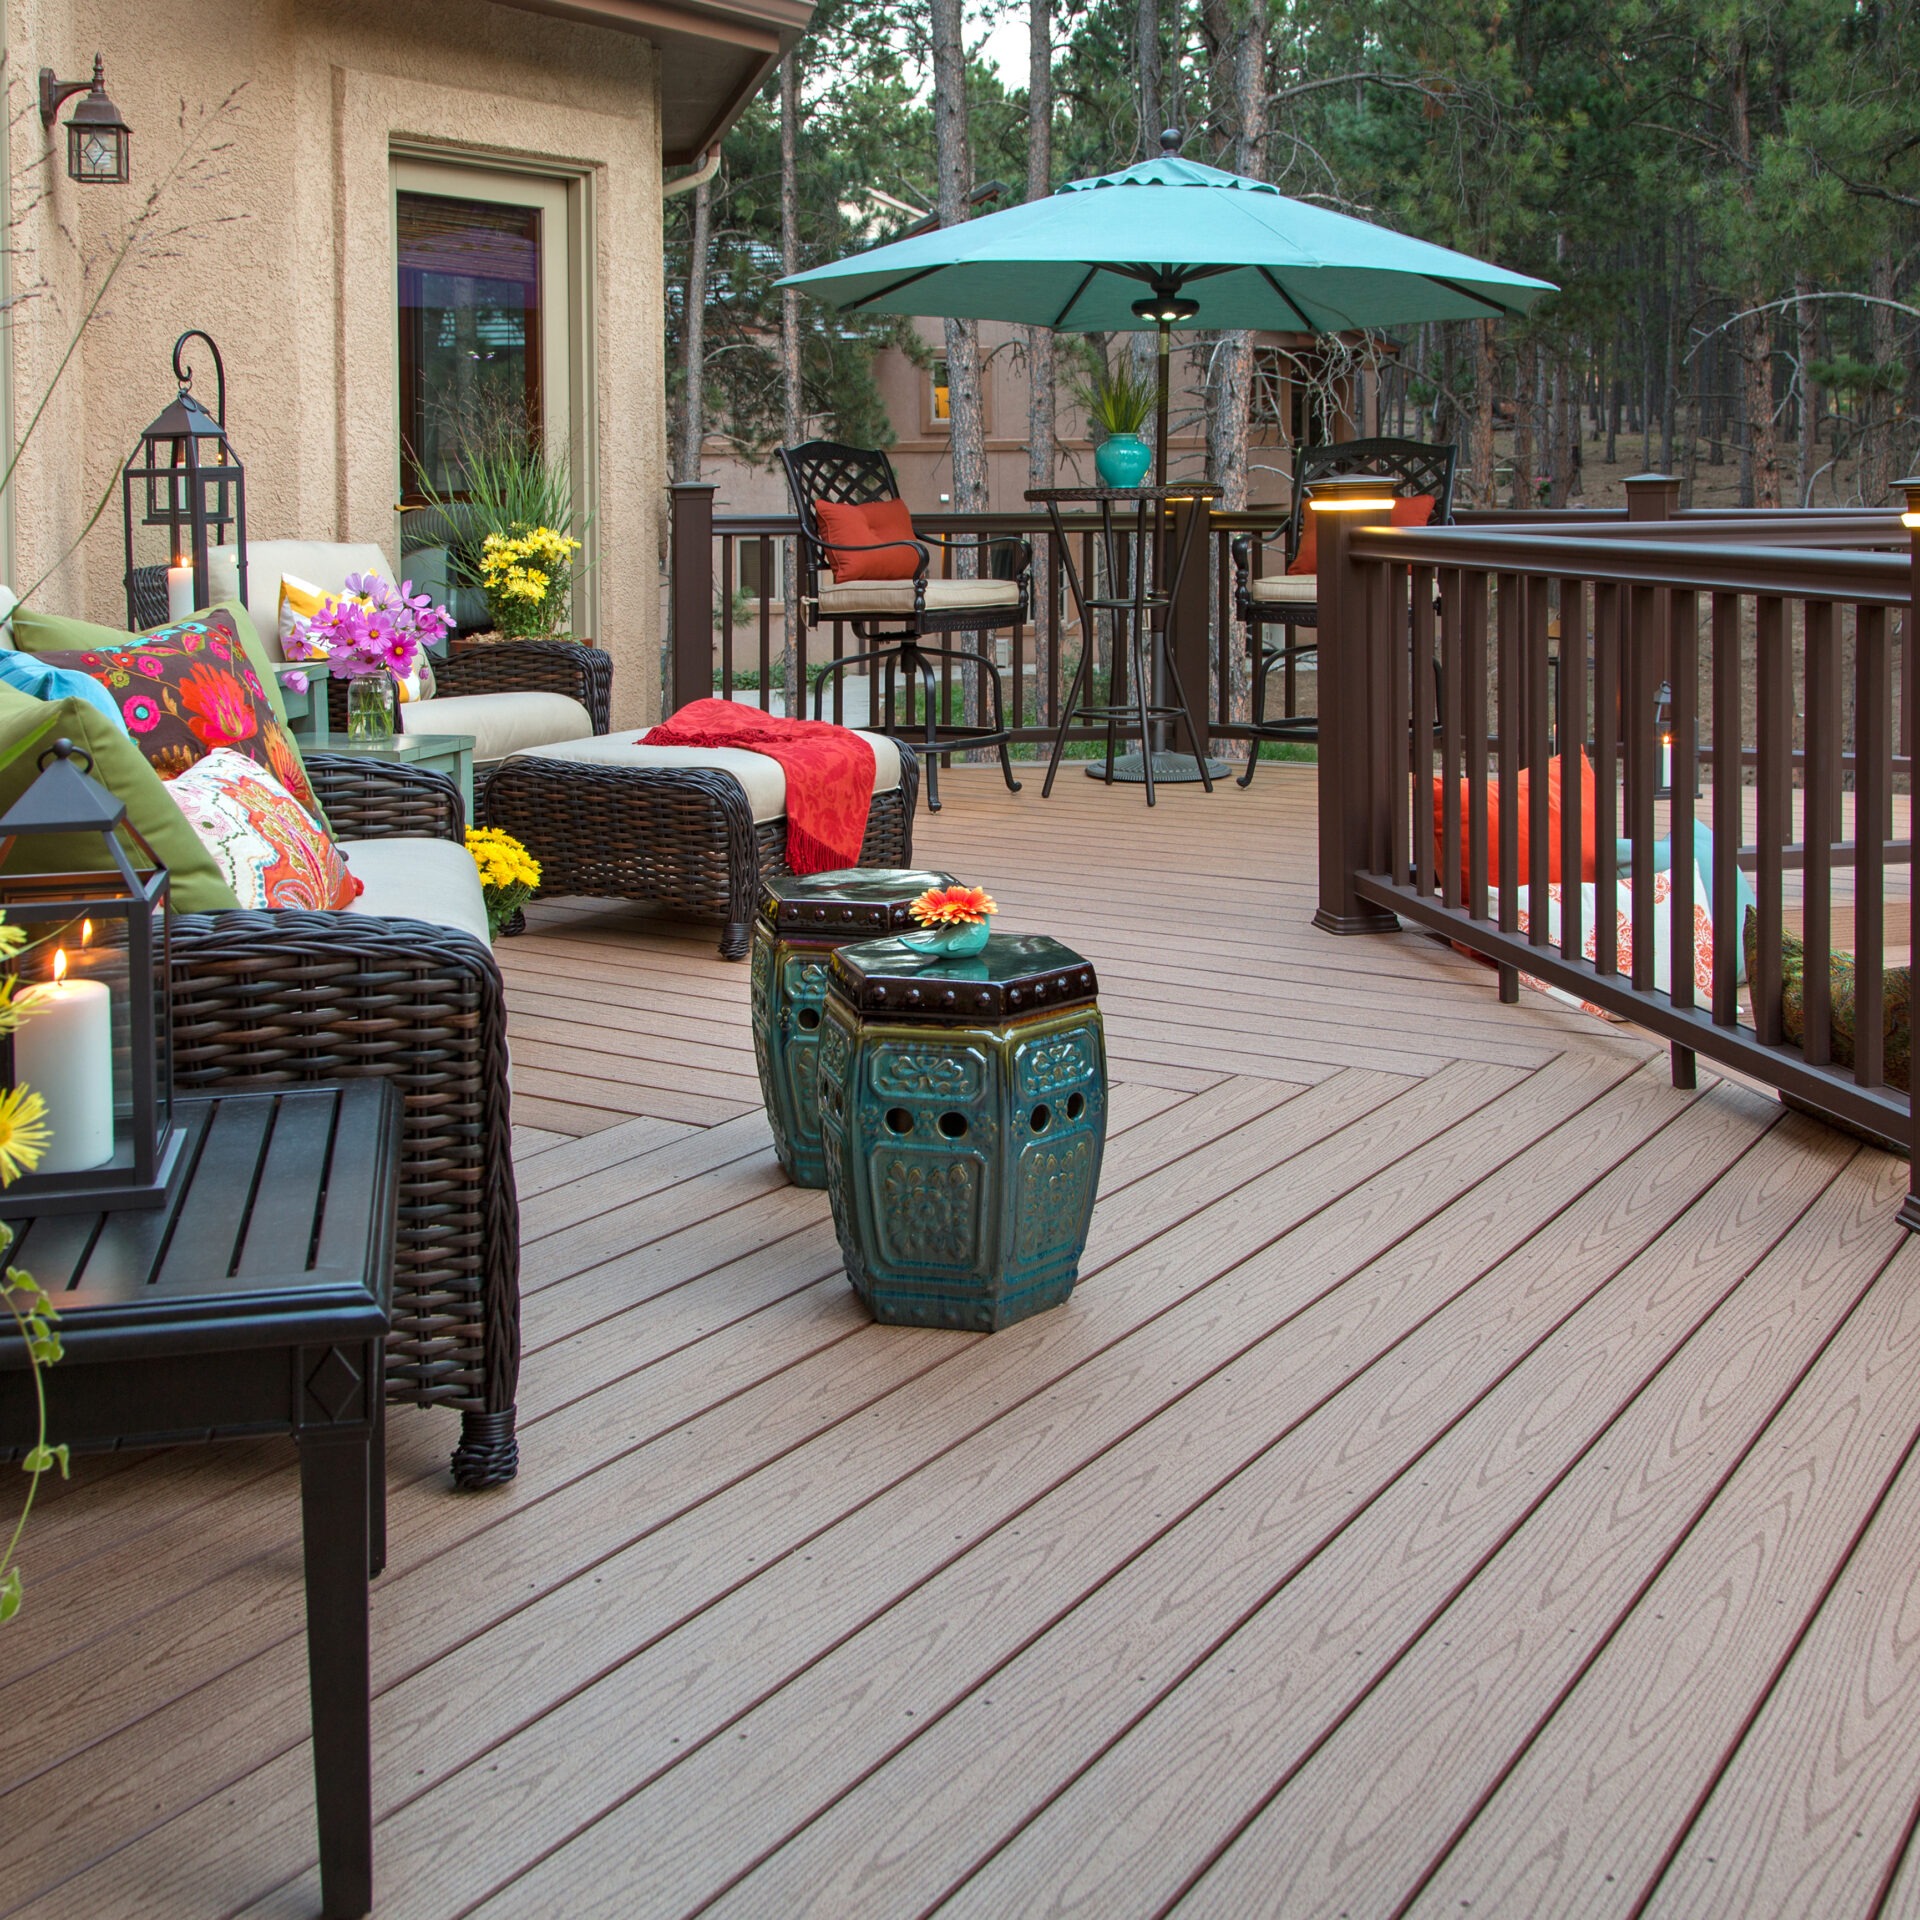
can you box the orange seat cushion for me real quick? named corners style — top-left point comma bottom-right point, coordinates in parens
top-left (814, 496), bottom-right (921, 582)
top-left (1431, 750), bottom-right (1599, 896)
top-left (1288, 490), bottom-right (1435, 576)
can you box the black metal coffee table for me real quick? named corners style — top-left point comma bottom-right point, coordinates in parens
top-left (0, 1082), bottom-right (399, 1920)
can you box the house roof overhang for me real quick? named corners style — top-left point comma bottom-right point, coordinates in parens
top-left (489, 0), bottom-right (811, 165)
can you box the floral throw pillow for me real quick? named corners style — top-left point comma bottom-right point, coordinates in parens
top-left (165, 749), bottom-right (361, 911)
top-left (39, 609), bottom-right (321, 814)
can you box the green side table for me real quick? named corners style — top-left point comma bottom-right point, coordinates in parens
top-left (323, 731), bottom-right (476, 822)
top-left (819, 933), bottom-right (1106, 1331)
top-left (750, 868), bottom-right (957, 1189)
top-left (276, 663), bottom-right (331, 746)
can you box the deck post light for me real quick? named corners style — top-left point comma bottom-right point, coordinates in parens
top-left (122, 331), bottom-right (247, 628)
top-left (0, 742), bottom-right (183, 1215)
top-left (1900, 476), bottom-right (1920, 533)
top-left (40, 56), bottom-right (130, 184)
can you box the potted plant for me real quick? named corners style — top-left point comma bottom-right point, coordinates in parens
top-left (1075, 355), bottom-right (1156, 488)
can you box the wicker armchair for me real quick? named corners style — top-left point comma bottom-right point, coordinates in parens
top-left (780, 440), bottom-right (1028, 811)
top-left (168, 752), bottom-right (521, 1489)
top-left (1230, 437), bottom-right (1458, 784)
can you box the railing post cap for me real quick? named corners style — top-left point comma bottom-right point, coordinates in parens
top-left (1623, 472), bottom-right (1678, 486)
top-left (669, 480), bottom-right (721, 494)
top-left (1896, 474), bottom-right (1920, 511)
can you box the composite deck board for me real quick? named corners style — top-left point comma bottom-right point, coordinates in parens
top-left (3, 769), bottom-right (1916, 1920)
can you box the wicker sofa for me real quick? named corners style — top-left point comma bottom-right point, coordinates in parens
top-left (169, 751), bottom-right (520, 1488)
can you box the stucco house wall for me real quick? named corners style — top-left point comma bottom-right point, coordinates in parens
top-left (3, 0), bottom-right (669, 725)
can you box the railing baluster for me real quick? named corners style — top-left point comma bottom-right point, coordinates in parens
top-left (1628, 583), bottom-right (1658, 995)
top-left (1495, 571), bottom-right (1520, 1001)
top-left (1855, 603), bottom-right (1889, 1088)
top-left (1593, 581), bottom-right (1620, 978)
top-left (1441, 570), bottom-right (1463, 911)
top-left (1412, 563), bottom-right (1435, 898)
top-left (1803, 599), bottom-right (1838, 1065)
top-left (1710, 592), bottom-right (1741, 1027)
top-left (719, 531), bottom-right (735, 699)
top-left (1558, 578), bottom-right (1586, 968)
top-left (1526, 576), bottom-right (1550, 950)
top-left (757, 536), bottom-right (773, 711)
top-left (1668, 588), bottom-right (1699, 1088)
top-left (1754, 594), bottom-right (1790, 1047)
top-left (1466, 571), bottom-right (1490, 923)
top-left (1387, 561), bottom-right (1411, 884)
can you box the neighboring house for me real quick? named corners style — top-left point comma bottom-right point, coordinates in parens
top-left (4, 0), bottom-right (807, 726)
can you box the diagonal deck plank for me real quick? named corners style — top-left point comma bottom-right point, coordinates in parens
top-left (3, 767), bottom-right (1914, 1920)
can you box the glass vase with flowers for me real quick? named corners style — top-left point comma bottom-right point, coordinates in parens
top-left (285, 573), bottom-right (452, 742)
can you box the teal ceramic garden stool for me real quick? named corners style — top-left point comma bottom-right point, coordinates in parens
top-left (750, 868), bottom-right (956, 1187)
top-left (818, 933), bottom-right (1106, 1330)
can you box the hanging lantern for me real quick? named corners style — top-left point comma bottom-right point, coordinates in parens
top-left (122, 330), bottom-right (246, 629)
top-left (0, 741), bottom-right (182, 1214)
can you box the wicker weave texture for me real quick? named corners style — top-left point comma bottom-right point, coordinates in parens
top-left (483, 748), bottom-right (918, 958)
top-left (168, 754), bottom-right (520, 1485)
top-left (325, 640), bottom-right (614, 739)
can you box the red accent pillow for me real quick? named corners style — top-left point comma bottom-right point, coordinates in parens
top-left (1288, 491), bottom-right (1435, 577)
top-left (1431, 751), bottom-right (1599, 898)
top-left (815, 496), bottom-right (920, 582)
top-left (39, 610), bottom-right (323, 817)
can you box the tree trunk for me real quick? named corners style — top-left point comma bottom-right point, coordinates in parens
top-left (1794, 278), bottom-right (1820, 504)
top-left (1472, 320), bottom-right (1498, 508)
top-left (1728, 49), bottom-right (1778, 507)
top-left (1863, 252), bottom-right (1897, 506)
top-left (1025, 0), bottom-right (1056, 734)
top-left (779, 52), bottom-right (802, 710)
top-left (1513, 345), bottom-right (1534, 507)
top-left (673, 176), bottom-right (710, 486)
top-left (1200, 0), bottom-right (1265, 512)
top-left (1137, 0), bottom-right (1162, 155)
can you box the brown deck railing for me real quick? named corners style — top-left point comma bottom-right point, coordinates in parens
top-left (1309, 477), bottom-right (1919, 1223)
top-left (670, 481), bottom-right (1305, 749)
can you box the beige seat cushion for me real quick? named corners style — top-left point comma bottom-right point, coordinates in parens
top-left (209, 541), bottom-right (396, 659)
top-left (341, 836), bottom-right (489, 946)
top-left (1247, 573), bottom-right (1320, 605)
top-left (813, 577), bottom-right (1022, 618)
top-left (405, 691), bottom-right (593, 763)
top-left (515, 728), bottom-right (903, 825)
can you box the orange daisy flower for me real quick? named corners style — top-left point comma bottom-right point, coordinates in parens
top-left (908, 883), bottom-right (998, 928)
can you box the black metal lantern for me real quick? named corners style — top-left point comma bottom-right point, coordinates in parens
top-left (0, 741), bottom-right (182, 1215)
top-left (122, 330), bottom-right (246, 629)
top-left (39, 56), bottom-right (130, 186)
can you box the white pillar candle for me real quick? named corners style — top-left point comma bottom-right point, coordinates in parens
top-left (15, 951), bottom-right (114, 1174)
top-left (166, 562), bottom-right (195, 621)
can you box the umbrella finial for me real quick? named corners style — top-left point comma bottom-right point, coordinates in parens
top-left (1159, 127), bottom-right (1182, 155)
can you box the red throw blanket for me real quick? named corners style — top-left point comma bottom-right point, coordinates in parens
top-left (642, 698), bottom-right (875, 874)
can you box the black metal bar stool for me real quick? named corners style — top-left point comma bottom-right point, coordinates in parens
top-left (1027, 484), bottom-right (1221, 807)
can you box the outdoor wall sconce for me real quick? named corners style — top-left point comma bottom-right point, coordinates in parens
top-left (122, 330), bottom-right (247, 628)
top-left (0, 741), bottom-right (182, 1214)
top-left (40, 56), bottom-right (130, 185)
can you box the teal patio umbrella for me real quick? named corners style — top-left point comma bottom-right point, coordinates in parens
top-left (781, 135), bottom-right (1556, 480)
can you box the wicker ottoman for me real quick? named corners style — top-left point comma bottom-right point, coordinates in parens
top-left (482, 731), bottom-right (919, 958)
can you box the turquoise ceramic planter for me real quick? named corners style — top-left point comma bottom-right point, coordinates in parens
top-left (750, 868), bottom-right (956, 1188)
top-left (1094, 432), bottom-right (1152, 489)
top-left (819, 933), bottom-right (1107, 1331)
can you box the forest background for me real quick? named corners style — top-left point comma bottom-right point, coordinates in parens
top-left (665, 0), bottom-right (1920, 516)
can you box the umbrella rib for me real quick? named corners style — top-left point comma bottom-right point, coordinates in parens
top-left (1256, 267), bottom-right (1319, 334)
top-left (1421, 274), bottom-right (1519, 318)
top-left (1051, 266), bottom-right (1101, 329)
top-left (839, 262), bottom-right (951, 312)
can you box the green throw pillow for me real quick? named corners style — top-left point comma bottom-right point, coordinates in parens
top-left (1743, 906), bottom-right (1911, 1093)
top-left (14, 598), bottom-right (325, 828)
top-left (0, 683), bottom-right (239, 912)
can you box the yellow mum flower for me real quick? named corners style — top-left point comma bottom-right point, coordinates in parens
top-left (0, 1084), bottom-right (51, 1185)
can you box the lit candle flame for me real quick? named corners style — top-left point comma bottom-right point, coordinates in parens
top-left (52, 948), bottom-right (68, 985)
top-left (81, 918), bottom-right (93, 946)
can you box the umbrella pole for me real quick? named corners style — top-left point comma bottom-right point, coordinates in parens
top-left (1154, 318), bottom-right (1171, 485)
